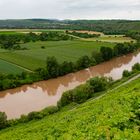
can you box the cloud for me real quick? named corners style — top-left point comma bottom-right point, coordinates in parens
top-left (0, 0), bottom-right (139, 19)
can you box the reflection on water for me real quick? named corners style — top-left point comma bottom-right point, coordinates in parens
top-left (0, 51), bottom-right (140, 119)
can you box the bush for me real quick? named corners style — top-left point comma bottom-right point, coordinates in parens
top-left (76, 55), bottom-right (91, 70)
top-left (123, 70), bottom-right (132, 77)
top-left (0, 112), bottom-right (7, 129)
top-left (132, 63), bottom-right (140, 72)
top-left (93, 52), bottom-right (103, 64)
top-left (41, 46), bottom-right (45, 49)
top-left (58, 84), bottom-right (94, 107)
top-left (18, 115), bottom-right (29, 123)
top-left (27, 111), bottom-right (44, 121)
top-left (59, 61), bottom-right (75, 75)
top-left (42, 106), bottom-right (59, 115)
top-left (46, 56), bottom-right (60, 78)
top-left (100, 46), bottom-right (114, 61)
top-left (88, 77), bottom-right (110, 92)
top-left (72, 84), bottom-right (94, 103)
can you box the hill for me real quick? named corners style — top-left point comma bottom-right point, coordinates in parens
top-left (0, 19), bottom-right (140, 34)
top-left (0, 76), bottom-right (139, 139)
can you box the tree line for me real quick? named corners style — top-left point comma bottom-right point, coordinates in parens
top-left (66, 31), bottom-right (100, 38)
top-left (0, 32), bottom-right (73, 50)
top-left (125, 31), bottom-right (140, 42)
top-left (0, 19), bottom-right (140, 35)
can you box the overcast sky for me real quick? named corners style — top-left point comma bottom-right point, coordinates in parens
top-left (0, 0), bottom-right (140, 20)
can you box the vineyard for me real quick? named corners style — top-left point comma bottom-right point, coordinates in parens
top-left (0, 76), bottom-right (139, 139)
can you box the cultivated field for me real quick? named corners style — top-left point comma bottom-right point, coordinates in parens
top-left (0, 29), bottom-right (65, 34)
top-left (0, 59), bottom-right (26, 74)
top-left (0, 30), bottom-right (135, 73)
top-left (84, 35), bottom-right (135, 43)
top-left (0, 40), bottom-right (115, 71)
top-left (67, 30), bottom-right (135, 43)
top-left (68, 30), bottom-right (103, 35)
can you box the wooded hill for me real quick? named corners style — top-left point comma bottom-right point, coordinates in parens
top-left (0, 19), bottom-right (140, 34)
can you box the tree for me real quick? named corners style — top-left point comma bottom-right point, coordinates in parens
top-left (123, 70), bottom-right (131, 77)
top-left (76, 55), bottom-right (91, 70)
top-left (35, 68), bottom-right (49, 80)
top-left (132, 63), bottom-right (140, 71)
top-left (100, 46), bottom-right (114, 61)
top-left (93, 52), bottom-right (103, 64)
top-left (46, 56), bottom-right (60, 78)
top-left (59, 61), bottom-right (75, 75)
top-left (88, 77), bottom-right (109, 92)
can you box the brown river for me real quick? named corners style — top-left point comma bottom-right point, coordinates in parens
top-left (1, 51), bottom-right (140, 119)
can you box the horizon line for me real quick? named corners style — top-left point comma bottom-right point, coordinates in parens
top-left (0, 18), bottom-right (140, 21)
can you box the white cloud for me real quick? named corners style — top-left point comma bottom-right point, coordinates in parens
top-left (0, 0), bottom-right (139, 19)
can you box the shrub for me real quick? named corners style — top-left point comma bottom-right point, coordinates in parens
top-left (57, 90), bottom-right (73, 108)
top-left (42, 106), bottom-right (59, 115)
top-left (58, 84), bottom-right (94, 107)
top-left (27, 111), bottom-right (44, 121)
top-left (132, 63), bottom-right (140, 72)
top-left (41, 46), bottom-right (45, 49)
top-left (100, 46), bottom-right (114, 61)
top-left (46, 56), bottom-right (60, 78)
top-left (76, 55), bottom-right (91, 70)
top-left (72, 84), bottom-right (94, 103)
top-left (0, 112), bottom-right (7, 129)
top-left (123, 70), bottom-right (132, 77)
top-left (18, 115), bottom-right (29, 123)
top-left (93, 52), bottom-right (103, 64)
top-left (88, 77), bottom-right (110, 92)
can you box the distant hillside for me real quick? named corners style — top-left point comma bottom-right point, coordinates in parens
top-left (0, 19), bottom-right (140, 34)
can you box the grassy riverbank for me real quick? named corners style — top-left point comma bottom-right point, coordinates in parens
top-left (0, 74), bottom-right (139, 139)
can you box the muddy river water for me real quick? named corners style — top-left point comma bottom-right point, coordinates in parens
top-left (1, 51), bottom-right (140, 119)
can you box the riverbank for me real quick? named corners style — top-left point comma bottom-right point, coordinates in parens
top-left (1, 51), bottom-right (140, 119)
top-left (0, 70), bottom-right (140, 139)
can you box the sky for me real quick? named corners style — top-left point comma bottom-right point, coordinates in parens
top-left (0, 0), bottom-right (140, 20)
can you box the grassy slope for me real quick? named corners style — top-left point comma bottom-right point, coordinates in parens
top-left (0, 59), bottom-right (26, 74)
top-left (0, 78), bottom-right (139, 140)
top-left (0, 40), bottom-right (115, 71)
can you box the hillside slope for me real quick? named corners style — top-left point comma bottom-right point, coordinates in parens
top-left (0, 78), bottom-right (140, 140)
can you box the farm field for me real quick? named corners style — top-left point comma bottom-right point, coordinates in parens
top-left (0, 29), bottom-right (135, 43)
top-left (0, 76), bottom-right (139, 139)
top-left (0, 59), bottom-right (26, 74)
top-left (0, 29), bottom-right (65, 34)
top-left (85, 35), bottom-right (135, 43)
top-left (67, 30), bottom-right (135, 43)
top-left (0, 30), bottom-right (136, 73)
top-left (0, 40), bottom-right (115, 71)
